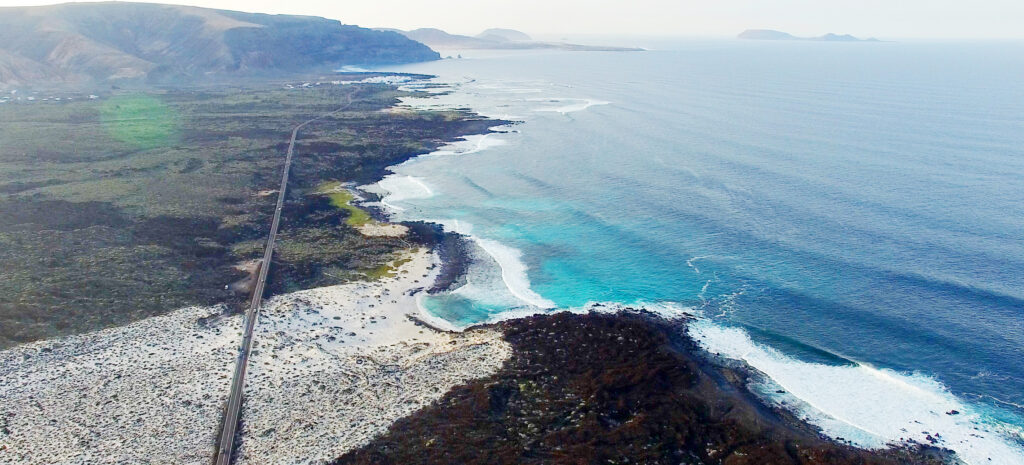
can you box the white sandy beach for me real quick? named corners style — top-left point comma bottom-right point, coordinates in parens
top-left (234, 248), bottom-right (509, 464)
top-left (0, 248), bottom-right (510, 464)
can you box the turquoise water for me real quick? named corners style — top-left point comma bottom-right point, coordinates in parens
top-left (374, 41), bottom-right (1024, 462)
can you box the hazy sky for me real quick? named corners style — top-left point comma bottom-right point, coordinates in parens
top-left (3, 0), bottom-right (1024, 39)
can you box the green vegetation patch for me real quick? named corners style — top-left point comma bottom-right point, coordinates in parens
top-left (362, 256), bottom-right (412, 280)
top-left (0, 81), bottom-right (497, 348)
top-left (99, 95), bottom-right (179, 149)
top-left (317, 181), bottom-right (373, 227)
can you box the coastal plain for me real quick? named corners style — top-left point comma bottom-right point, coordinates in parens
top-left (0, 77), bottom-right (494, 349)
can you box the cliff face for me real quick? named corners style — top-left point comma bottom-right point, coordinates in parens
top-left (0, 2), bottom-right (440, 88)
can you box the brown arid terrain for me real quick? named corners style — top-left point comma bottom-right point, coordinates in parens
top-left (0, 76), bottom-right (497, 348)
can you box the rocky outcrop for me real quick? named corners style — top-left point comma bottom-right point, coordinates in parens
top-left (333, 311), bottom-right (947, 465)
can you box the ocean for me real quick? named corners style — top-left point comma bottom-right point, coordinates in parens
top-left (371, 40), bottom-right (1024, 464)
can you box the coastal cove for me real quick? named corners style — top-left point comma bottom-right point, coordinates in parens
top-left (370, 42), bottom-right (1024, 464)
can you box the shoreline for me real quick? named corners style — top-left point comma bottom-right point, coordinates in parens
top-left (0, 248), bottom-right (513, 464)
top-left (351, 75), bottom-right (980, 463)
top-left (0, 274), bottom-right (952, 465)
top-left (334, 310), bottom-right (949, 465)
top-left (234, 248), bottom-right (511, 464)
top-left (0, 74), bottom-right (983, 464)
top-left (0, 75), bottom-right (516, 463)
top-left (0, 210), bottom-right (957, 464)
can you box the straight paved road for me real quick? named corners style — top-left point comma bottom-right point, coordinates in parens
top-left (214, 97), bottom-right (351, 465)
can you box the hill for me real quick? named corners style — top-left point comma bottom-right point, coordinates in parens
top-left (397, 27), bottom-right (642, 52)
top-left (476, 28), bottom-right (531, 42)
top-left (0, 2), bottom-right (439, 88)
top-left (399, 28), bottom-right (497, 49)
top-left (737, 29), bottom-right (798, 40)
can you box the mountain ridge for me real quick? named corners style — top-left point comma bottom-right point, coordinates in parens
top-left (0, 2), bottom-right (440, 88)
top-left (391, 27), bottom-right (643, 52)
top-left (475, 28), bottom-right (532, 42)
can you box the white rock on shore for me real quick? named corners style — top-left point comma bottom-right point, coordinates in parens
top-left (0, 248), bottom-right (510, 464)
top-left (234, 248), bottom-right (511, 464)
top-left (0, 305), bottom-right (241, 464)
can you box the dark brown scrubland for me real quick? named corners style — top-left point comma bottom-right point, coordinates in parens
top-left (334, 311), bottom-right (948, 465)
top-left (0, 78), bottom-right (497, 348)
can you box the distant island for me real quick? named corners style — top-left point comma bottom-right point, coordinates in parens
top-left (381, 27), bottom-right (645, 52)
top-left (738, 29), bottom-right (880, 42)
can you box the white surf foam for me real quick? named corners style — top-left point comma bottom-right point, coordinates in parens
top-left (531, 300), bottom-right (1024, 464)
top-left (686, 255), bottom-right (712, 274)
top-left (413, 293), bottom-right (465, 332)
top-left (335, 65), bottom-right (369, 72)
top-left (333, 74), bottom-right (416, 85)
top-left (369, 117), bottom-right (554, 314)
top-left (559, 300), bottom-right (696, 321)
top-left (688, 319), bottom-right (1024, 465)
top-left (377, 212), bottom-right (554, 317)
top-left (426, 133), bottom-right (508, 157)
top-left (475, 83), bottom-right (544, 94)
top-left (461, 133), bottom-right (508, 155)
top-left (423, 217), bottom-right (556, 311)
top-left (474, 237), bottom-right (556, 309)
top-left (376, 175), bottom-right (434, 212)
top-left (369, 78), bottom-right (604, 334)
top-left (433, 302), bottom-right (620, 332)
top-left (529, 97), bottom-right (611, 114)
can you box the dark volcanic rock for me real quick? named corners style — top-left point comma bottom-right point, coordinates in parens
top-left (334, 312), bottom-right (946, 465)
